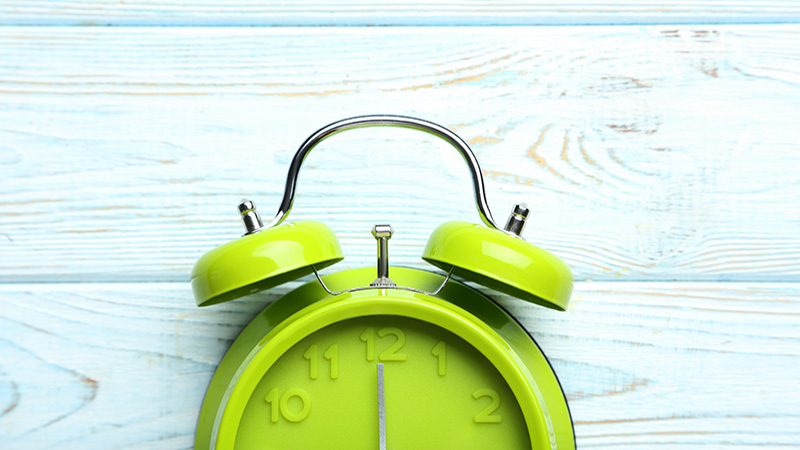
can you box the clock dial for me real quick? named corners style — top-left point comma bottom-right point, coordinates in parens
top-left (235, 315), bottom-right (531, 450)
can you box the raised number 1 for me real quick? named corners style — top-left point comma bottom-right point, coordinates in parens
top-left (360, 327), bottom-right (376, 361)
top-left (303, 345), bottom-right (319, 379)
top-left (265, 388), bottom-right (280, 423)
top-left (324, 344), bottom-right (339, 379)
top-left (432, 341), bottom-right (446, 376)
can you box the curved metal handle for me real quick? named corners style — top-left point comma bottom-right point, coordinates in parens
top-left (266, 114), bottom-right (501, 230)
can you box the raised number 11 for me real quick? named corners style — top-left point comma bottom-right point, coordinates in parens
top-left (304, 344), bottom-right (339, 379)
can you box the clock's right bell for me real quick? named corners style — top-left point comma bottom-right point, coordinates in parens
top-left (422, 219), bottom-right (573, 311)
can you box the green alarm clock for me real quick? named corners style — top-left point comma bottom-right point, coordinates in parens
top-left (191, 115), bottom-right (575, 450)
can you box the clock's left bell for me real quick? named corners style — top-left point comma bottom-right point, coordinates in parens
top-left (191, 199), bottom-right (344, 306)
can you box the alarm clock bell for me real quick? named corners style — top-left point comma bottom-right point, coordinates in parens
top-left (190, 115), bottom-right (576, 450)
top-left (191, 218), bottom-right (343, 307)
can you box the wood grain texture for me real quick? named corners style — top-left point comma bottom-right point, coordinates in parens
top-left (2, 1), bottom-right (800, 26)
top-left (0, 281), bottom-right (797, 449)
top-left (1, 26), bottom-right (798, 283)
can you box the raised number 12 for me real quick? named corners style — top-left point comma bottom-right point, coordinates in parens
top-left (360, 327), bottom-right (407, 362)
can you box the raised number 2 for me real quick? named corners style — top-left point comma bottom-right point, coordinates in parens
top-left (378, 327), bottom-right (407, 362)
top-left (473, 389), bottom-right (502, 424)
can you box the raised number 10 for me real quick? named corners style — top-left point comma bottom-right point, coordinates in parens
top-left (303, 344), bottom-right (339, 379)
top-left (265, 388), bottom-right (311, 423)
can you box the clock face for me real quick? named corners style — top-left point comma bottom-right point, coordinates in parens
top-left (200, 269), bottom-right (574, 450)
top-left (234, 315), bottom-right (530, 450)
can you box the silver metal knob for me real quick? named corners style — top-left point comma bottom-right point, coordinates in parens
top-left (238, 199), bottom-right (264, 235)
top-left (503, 203), bottom-right (529, 236)
top-left (370, 224), bottom-right (396, 287)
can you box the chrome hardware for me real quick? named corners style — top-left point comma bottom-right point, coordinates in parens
top-left (370, 225), bottom-right (396, 287)
top-left (312, 265), bottom-right (453, 297)
top-left (264, 115), bottom-right (502, 231)
top-left (238, 199), bottom-right (264, 235)
top-left (503, 203), bottom-right (530, 236)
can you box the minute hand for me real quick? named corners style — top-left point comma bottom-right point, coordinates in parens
top-left (377, 363), bottom-right (387, 450)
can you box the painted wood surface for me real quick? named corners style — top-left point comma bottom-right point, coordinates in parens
top-left (1, 26), bottom-right (799, 283)
top-left (0, 281), bottom-right (798, 449)
top-left (1, 7), bottom-right (798, 449)
top-left (2, 1), bottom-right (800, 26)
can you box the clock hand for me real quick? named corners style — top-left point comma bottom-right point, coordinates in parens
top-left (377, 363), bottom-right (387, 450)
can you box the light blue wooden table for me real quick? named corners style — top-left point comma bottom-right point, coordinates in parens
top-left (1, 2), bottom-right (799, 449)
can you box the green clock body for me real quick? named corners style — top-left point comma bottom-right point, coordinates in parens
top-left (197, 267), bottom-right (574, 450)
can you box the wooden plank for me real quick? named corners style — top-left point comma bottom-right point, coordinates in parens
top-left (0, 26), bottom-right (799, 283)
top-left (0, 281), bottom-right (797, 448)
top-left (1, 1), bottom-right (800, 26)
